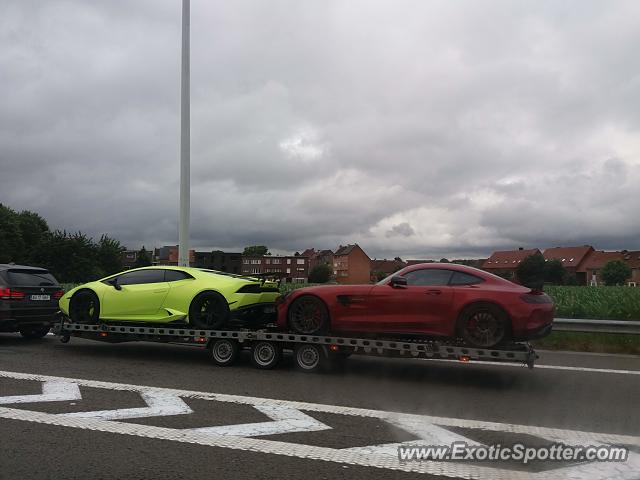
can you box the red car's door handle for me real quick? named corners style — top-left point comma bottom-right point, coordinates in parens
top-left (426, 289), bottom-right (442, 295)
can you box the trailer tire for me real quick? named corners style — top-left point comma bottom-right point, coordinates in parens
top-left (251, 341), bottom-right (282, 370)
top-left (294, 344), bottom-right (326, 373)
top-left (210, 339), bottom-right (239, 366)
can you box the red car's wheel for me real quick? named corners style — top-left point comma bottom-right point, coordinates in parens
top-left (288, 295), bottom-right (329, 334)
top-left (457, 304), bottom-right (509, 348)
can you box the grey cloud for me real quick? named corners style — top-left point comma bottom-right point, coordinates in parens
top-left (1, 0), bottom-right (640, 258)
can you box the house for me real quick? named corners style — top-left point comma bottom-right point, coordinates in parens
top-left (333, 244), bottom-right (371, 284)
top-left (543, 246), bottom-right (594, 284)
top-left (121, 249), bottom-right (152, 269)
top-left (451, 259), bottom-right (487, 269)
top-left (155, 245), bottom-right (195, 266)
top-left (370, 258), bottom-right (406, 281)
top-left (193, 250), bottom-right (242, 274)
top-left (621, 251), bottom-right (640, 286)
top-left (406, 259), bottom-right (434, 266)
top-left (241, 255), bottom-right (310, 283)
top-left (301, 248), bottom-right (334, 271)
top-left (482, 248), bottom-right (541, 280)
top-left (578, 250), bottom-right (623, 286)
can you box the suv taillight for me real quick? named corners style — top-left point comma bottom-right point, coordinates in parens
top-left (0, 288), bottom-right (26, 300)
top-left (53, 290), bottom-right (65, 300)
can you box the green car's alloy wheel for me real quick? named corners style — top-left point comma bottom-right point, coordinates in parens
top-left (288, 295), bottom-right (329, 335)
top-left (189, 291), bottom-right (230, 329)
top-left (69, 291), bottom-right (100, 324)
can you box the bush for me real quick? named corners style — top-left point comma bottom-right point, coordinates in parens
top-left (516, 253), bottom-right (545, 290)
top-left (308, 264), bottom-right (332, 283)
top-left (601, 260), bottom-right (631, 286)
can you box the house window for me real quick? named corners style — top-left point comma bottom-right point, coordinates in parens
top-left (287, 259), bottom-right (291, 265)
top-left (296, 259), bottom-right (305, 265)
top-left (286, 268), bottom-right (291, 274)
top-left (272, 259), bottom-right (281, 264)
top-left (265, 259), bottom-right (271, 264)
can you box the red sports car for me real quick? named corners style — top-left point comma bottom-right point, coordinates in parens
top-left (277, 263), bottom-right (554, 348)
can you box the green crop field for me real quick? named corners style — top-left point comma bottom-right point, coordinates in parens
top-left (545, 286), bottom-right (640, 321)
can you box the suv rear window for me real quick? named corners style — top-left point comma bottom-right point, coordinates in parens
top-left (7, 269), bottom-right (59, 287)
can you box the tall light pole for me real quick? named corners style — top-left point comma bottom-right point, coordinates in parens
top-left (178, 0), bottom-right (190, 267)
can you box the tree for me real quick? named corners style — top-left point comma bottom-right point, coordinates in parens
top-left (96, 234), bottom-right (125, 276)
top-left (308, 264), bottom-right (332, 283)
top-left (439, 258), bottom-right (450, 263)
top-left (516, 253), bottom-right (545, 290)
top-left (0, 204), bottom-right (25, 263)
top-left (601, 260), bottom-right (631, 286)
top-left (243, 245), bottom-right (270, 256)
top-left (544, 259), bottom-right (566, 285)
top-left (36, 230), bottom-right (101, 283)
top-left (16, 210), bottom-right (50, 264)
top-left (134, 246), bottom-right (152, 268)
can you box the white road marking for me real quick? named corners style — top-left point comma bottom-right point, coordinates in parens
top-left (192, 404), bottom-right (331, 437)
top-left (63, 390), bottom-right (193, 420)
top-left (419, 358), bottom-right (640, 375)
top-left (0, 381), bottom-right (81, 404)
top-left (0, 370), bottom-right (638, 479)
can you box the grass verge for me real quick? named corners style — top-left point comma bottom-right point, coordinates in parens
top-left (532, 331), bottom-right (640, 355)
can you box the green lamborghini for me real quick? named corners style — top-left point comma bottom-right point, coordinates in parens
top-left (59, 266), bottom-right (280, 329)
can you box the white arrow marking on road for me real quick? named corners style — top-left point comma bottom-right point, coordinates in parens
top-left (0, 381), bottom-right (81, 404)
top-left (62, 390), bottom-right (192, 420)
top-left (341, 414), bottom-right (482, 457)
top-left (190, 404), bottom-right (330, 437)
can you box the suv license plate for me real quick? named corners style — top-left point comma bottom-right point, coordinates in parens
top-left (31, 295), bottom-right (51, 301)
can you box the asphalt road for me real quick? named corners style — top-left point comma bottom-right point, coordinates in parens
top-left (1, 333), bottom-right (639, 480)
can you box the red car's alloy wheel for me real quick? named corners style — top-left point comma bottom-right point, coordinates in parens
top-left (288, 296), bottom-right (328, 334)
top-left (461, 308), bottom-right (507, 348)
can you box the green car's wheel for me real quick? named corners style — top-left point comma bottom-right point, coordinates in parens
top-left (189, 291), bottom-right (230, 329)
top-left (69, 291), bottom-right (100, 324)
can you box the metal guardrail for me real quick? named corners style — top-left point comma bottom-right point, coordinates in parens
top-left (554, 318), bottom-right (640, 335)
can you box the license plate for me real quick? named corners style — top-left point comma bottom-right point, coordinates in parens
top-left (263, 306), bottom-right (276, 313)
top-left (30, 295), bottom-right (50, 301)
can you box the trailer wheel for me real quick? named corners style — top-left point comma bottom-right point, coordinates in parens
top-left (294, 344), bottom-right (326, 373)
top-left (251, 341), bottom-right (282, 370)
top-left (210, 339), bottom-right (239, 366)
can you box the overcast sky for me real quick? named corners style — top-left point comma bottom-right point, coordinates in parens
top-left (2, 0), bottom-right (639, 259)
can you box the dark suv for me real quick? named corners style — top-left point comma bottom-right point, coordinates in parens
top-left (0, 264), bottom-right (64, 338)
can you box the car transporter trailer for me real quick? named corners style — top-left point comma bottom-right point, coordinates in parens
top-left (53, 319), bottom-right (538, 372)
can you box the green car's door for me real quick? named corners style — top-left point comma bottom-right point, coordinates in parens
top-left (101, 269), bottom-right (170, 320)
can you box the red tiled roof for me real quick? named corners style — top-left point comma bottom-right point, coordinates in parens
top-left (622, 251), bottom-right (640, 269)
top-left (371, 259), bottom-right (406, 274)
top-left (482, 249), bottom-right (541, 269)
top-left (578, 251), bottom-right (623, 271)
top-left (543, 246), bottom-right (594, 268)
top-left (406, 259), bottom-right (434, 266)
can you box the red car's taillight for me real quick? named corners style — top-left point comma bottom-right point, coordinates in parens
top-left (0, 288), bottom-right (26, 300)
top-left (53, 290), bottom-right (65, 300)
top-left (520, 292), bottom-right (552, 304)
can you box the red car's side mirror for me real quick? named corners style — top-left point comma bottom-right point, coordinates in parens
top-left (389, 275), bottom-right (408, 288)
